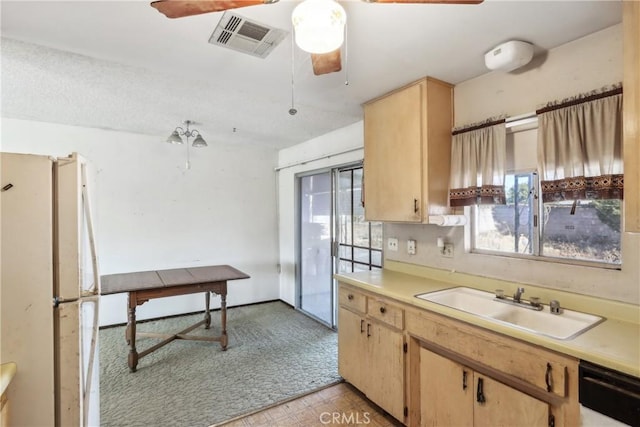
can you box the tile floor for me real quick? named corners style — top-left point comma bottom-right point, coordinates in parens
top-left (216, 382), bottom-right (403, 427)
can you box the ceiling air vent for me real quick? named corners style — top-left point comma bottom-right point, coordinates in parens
top-left (209, 12), bottom-right (287, 59)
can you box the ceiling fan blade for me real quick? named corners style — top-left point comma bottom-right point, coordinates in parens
top-left (311, 50), bottom-right (342, 76)
top-left (365, 0), bottom-right (483, 4)
top-left (150, 0), bottom-right (277, 19)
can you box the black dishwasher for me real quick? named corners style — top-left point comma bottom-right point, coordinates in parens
top-left (579, 360), bottom-right (640, 426)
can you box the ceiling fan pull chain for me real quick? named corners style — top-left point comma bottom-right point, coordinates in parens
top-left (289, 30), bottom-right (298, 116)
top-left (344, 22), bottom-right (349, 86)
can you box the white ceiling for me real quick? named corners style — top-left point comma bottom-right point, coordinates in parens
top-left (0, 0), bottom-right (622, 149)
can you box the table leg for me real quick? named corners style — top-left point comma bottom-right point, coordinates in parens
top-left (204, 291), bottom-right (211, 329)
top-left (220, 290), bottom-right (228, 350)
top-left (127, 293), bottom-right (139, 372)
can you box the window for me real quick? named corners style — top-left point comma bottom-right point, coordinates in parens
top-left (474, 173), bottom-right (536, 255)
top-left (472, 122), bottom-right (621, 267)
top-left (473, 171), bottom-right (622, 266)
top-left (541, 198), bottom-right (621, 264)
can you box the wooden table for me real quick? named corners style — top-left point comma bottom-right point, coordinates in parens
top-left (101, 265), bottom-right (250, 372)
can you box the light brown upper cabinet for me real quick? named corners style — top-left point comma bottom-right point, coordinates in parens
top-left (363, 77), bottom-right (453, 222)
top-left (624, 2), bottom-right (640, 233)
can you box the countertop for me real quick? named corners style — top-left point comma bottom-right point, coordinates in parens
top-left (335, 261), bottom-right (640, 378)
top-left (1, 362), bottom-right (17, 396)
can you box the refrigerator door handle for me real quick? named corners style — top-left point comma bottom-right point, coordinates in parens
top-left (82, 295), bottom-right (100, 427)
top-left (80, 162), bottom-right (101, 295)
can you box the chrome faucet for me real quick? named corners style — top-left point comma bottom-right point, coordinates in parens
top-left (513, 287), bottom-right (525, 303)
top-left (494, 287), bottom-right (543, 311)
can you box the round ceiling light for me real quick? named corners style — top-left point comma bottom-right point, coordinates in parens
top-left (292, 0), bottom-right (346, 54)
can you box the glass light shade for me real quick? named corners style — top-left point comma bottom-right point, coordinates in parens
top-left (166, 130), bottom-right (183, 144)
top-left (192, 134), bottom-right (207, 148)
top-left (292, 0), bottom-right (346, 54)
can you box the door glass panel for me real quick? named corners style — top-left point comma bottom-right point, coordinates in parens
top-left (336, 168), bottom-right (382, 273)
top-left (371, 250), bottom-right (382, 266)
top-left (353, 248), bottom-right (370, 264)
top-left (300, 173), bottom-right (333, 325)
top-left (336, 167), bottom-right (382, 273)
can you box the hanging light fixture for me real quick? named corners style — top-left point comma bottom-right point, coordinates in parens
top-left (291, 0), bottom-right (346, 54)
top-left (166, 119), bottom-right (207, 169)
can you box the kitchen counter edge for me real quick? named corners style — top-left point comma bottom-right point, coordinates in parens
top-left (335, 268), bottom-right (639, 378)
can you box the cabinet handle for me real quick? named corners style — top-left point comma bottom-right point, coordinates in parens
top-left (462, 370), bottom-right (468, 390)
top-left (379, 306), bottom-right (386, 314)
top-left (347, 294), bottom-right (354, 300)
top-left (545, 363), bottom-right (553, 392)
top-left (367, 323), bottom-right (371, 338)
top-left (414, 198), bottom-right (419, 214)
top-left (360, 319), bottom-right (364, 334)
top-left (476, 378), bottom-right (486, 404)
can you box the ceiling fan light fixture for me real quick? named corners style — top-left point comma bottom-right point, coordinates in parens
top-left (292, 0), bottom-right (346, 54)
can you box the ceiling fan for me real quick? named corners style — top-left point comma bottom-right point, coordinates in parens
top-left (150, 0), bottom-right (484, 76)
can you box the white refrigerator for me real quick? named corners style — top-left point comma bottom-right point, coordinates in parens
top-left (1, 152), bottom-right (100, 426)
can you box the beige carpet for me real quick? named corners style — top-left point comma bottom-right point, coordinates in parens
top-left (99, 301), bottom-right (340, 427)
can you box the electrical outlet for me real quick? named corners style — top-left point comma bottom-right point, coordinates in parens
top-left (387, 237), bottom-right (399, 252)
top-left (407, 239), bottom-right (417, 255)
top-left (442, 243), bottom-right (454, 258)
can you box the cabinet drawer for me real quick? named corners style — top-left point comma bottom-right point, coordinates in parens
top-left (368, 297), bottom-right (404, 330)
top-left (407, 309), bottom-right (575, 398)
top-left (338, 286), bottom-right (366, 314)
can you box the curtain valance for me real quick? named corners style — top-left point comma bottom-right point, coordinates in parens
top-left (536, 86), bottom-right (623, 202)
top-left (449, 120), bottom-right (506, 207)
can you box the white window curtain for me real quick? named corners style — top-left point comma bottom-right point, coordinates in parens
top-left (537, 87), bottom-right (623, 202)
top-left (449, 121), bottom-right (507, 207)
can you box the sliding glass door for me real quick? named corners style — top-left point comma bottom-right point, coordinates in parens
top-left (299, 172), bottom-right (333, 325)
top-left (298, 164), bottom-right (381, 328)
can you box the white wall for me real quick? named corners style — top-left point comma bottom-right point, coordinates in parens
top-left (1, 118), bottom-right (280, 325)
top-left (386, 24), bottom-right (640, 305)
top-left (454, 24), bottom-right (623, 126)
top-left (277, 122), bottom-right (364, 305)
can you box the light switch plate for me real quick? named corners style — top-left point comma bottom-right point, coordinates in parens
top-left (407, 239), bottom-right (416, 255)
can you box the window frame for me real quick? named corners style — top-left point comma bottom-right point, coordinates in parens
top-left (471, 169), bottom-right (622, 270)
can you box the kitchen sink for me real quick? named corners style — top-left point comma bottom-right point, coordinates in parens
top-left (415, 287), bottom-right (604, 340)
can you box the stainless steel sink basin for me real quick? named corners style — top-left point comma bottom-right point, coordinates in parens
top-left (416, 287), bottom-right (604, 340)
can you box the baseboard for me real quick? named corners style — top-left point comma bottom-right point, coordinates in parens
top-left (99, 298), bottom-right (287, 330)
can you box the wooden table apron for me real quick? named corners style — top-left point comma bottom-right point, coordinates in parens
top-left (101, 265), bottom-right (249, 372)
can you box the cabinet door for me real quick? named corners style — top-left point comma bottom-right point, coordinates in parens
top-left (367, 322), bottom-right (405, 422)
top-left (337, 307), bottom-right (367, 391)
top-left (0, 394), bottom-right (8, 427)
top-left (420, 348), bottom-right (473, 426)
top-left (363, 82), bottom-right (423, 222)
top-left (474, 374), bottom-right (549, 427)
top-left (623, 1), bottom-right (640, 232)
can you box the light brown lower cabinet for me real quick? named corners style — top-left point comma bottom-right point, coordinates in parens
top-left (337, 283), bottom-right (579, 427)
top-left (0, 390), bottom-right (9, 427)
top-left (366, 321), bottom-right (404, 421)
top-left (337, 307), bottom-right (368, 392)
top-left (420, 348), bottom-right (550, 427)
top-left (338, 304), bottom-right (405, 422)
